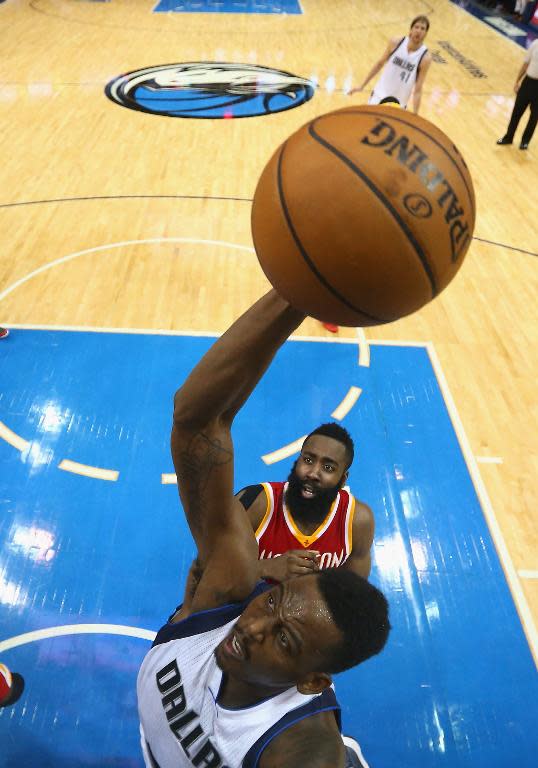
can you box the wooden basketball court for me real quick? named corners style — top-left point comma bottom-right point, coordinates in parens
top-left (0, 0), bottom-right (536, 764)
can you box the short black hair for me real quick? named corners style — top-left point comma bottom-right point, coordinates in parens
top-left (304, 423), bottom-right (355, 469)
top-left (316, 569), bottom-right (390, 674)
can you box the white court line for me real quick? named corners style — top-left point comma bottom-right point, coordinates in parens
top-left (262, 332), bottom-right (364, 463)
top-left (4, 325), bottom-right (412, 347)
top-left (2, 327), bottom-right (437, 348)
top-left (331, 386), bottom-right (362, 420)
top-left (0, 420), bottom-right (30, 452)
top-left (0, 416), bottom-right (119, 482)
top-left (3, 327), bottom-right (367, 344)
top-left (0, 623), bottom-right (156, 653)
top-left (0, 238), bottom-right (255, 305)
top-left (58, 459), bottom-right (119, 482)
top-left (2, 325), bottom-right (366, 470)
top-left (1, 325), bottom-right (365, 342)
top-left (262, 435), bottom-right (307, 466)
top-left (366, 339), bottom-right (435, 347)
top-left (355, 327), bottom-right (370, 367)
top-left (518, 571), bottom-right (538, 580)
top-left (427, 342), bottom-right (538, 668)
top-left (476, 456), bottom-right (503, 464)
top-left (3, 323), bottom-right (226, 338)
top-left (292, 335), bottom-right (363, 344)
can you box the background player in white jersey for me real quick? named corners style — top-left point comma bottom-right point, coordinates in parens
top-left (350, 15), bottom-right (432, 113)
top-left (137, 290), bottom-right (390, 768)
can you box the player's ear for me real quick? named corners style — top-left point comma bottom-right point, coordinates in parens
top-left (339, 470), bottom-right (349, 488)
top-left (297, 672), bottom-right (332, 695)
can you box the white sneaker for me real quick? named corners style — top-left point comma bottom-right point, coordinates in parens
top-left (342, 735), bottom-right (371, 768)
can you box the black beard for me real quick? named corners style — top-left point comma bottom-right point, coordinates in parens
top-left (285, 462), bottom-right (341, 522)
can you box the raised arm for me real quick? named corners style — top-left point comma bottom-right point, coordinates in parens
top-left (171, 290), bottom-right (305, 613)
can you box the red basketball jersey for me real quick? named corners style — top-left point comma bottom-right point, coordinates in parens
top-left (255, 481), bottom-right (356, 569)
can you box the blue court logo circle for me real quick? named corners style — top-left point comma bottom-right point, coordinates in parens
top-left (105, 62), bottom-right (315, 119)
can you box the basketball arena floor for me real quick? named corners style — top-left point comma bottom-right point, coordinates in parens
top-left (1, 2), bottom-right (537, 767)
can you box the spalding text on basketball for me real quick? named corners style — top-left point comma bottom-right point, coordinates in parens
top-left (361, 120), bottom-right (471, 262)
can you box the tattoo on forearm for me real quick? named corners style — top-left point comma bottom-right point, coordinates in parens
top-left (177, 431), bottom-right (232, 535)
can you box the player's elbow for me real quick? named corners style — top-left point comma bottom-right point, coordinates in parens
top-left (173, 387), bottom-right (202, 430)
top-left (173, 388), bottom-right (227, 434)
top-left (343, 553), bottom-right (371, 579)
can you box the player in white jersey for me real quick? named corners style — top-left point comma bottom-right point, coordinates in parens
top-left (137, 290), bottom-right (390, 768)
top-left (350, 15), bottom-right (432, 113)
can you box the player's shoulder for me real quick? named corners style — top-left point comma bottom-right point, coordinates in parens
top-left (258, 709), bottom-right (345, 768)
top-left (354, 498), bottom-right (374, 522)
top-left (237, 483), bottom-right (265, 508)
top-left (387, 35), bottom-right (404, 50)
top-left (237, 481), bottom-right (284, 499)
top-left (341, 487), bottom-right (371, 512)
top-left (237, 482), bottom-right (283, 531)
top-left (347, 498), bottom-right (374, 555)
top-left (266, 480), bottom-right (285, 492)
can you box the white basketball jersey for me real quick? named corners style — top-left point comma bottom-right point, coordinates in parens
top-left (137, 585), bottom-right (340, 768)
top-left (369, 36), bottom-right (428, 108)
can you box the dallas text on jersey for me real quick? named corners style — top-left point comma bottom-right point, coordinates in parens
top-left (155, 660), bottom-right (230, 768)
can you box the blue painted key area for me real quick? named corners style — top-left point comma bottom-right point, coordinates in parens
top-left (0, 330), bottom-right (536, 767)
top-left (154, 0), bottom-right (302, 15)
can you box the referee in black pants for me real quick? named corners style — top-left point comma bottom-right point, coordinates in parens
top-left (497, 39), bottom-right (538, 150)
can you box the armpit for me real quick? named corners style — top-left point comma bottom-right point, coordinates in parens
top-left (237, 484), bottom-right (264, 510)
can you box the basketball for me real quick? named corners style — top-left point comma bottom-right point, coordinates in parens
top-left (251, 105), bottom-right (476, 326)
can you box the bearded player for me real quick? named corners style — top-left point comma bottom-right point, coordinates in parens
top-left (237, 423), bottom-right (374, 583)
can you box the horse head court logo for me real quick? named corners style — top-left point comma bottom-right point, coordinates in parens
top-left (105, 62), bottom-right (315, 119)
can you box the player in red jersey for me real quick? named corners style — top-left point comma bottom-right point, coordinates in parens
top-left (0, 663), bottom-right (24, 708)
top-left (237, 423), bottom-right (374, 583)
